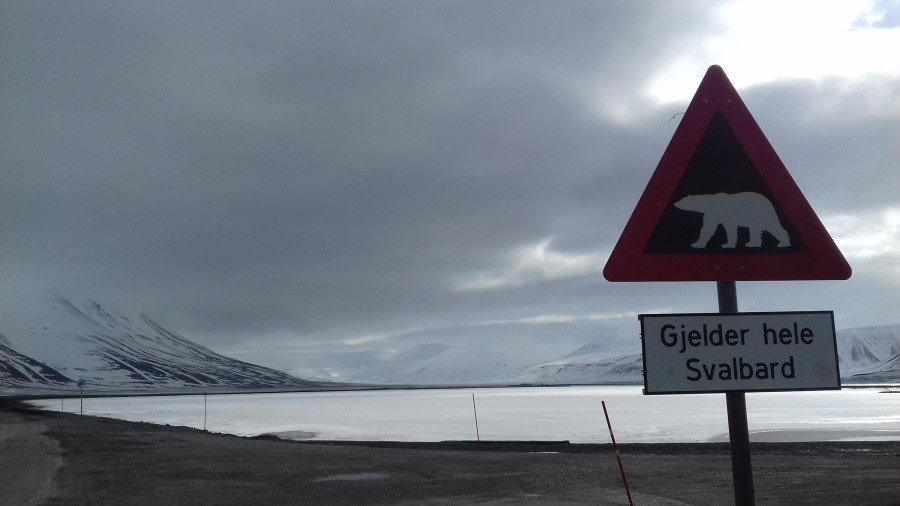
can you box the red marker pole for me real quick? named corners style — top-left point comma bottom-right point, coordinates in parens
top-left (472, 393), bottom-right (480, 442)
top-left (602, 400), bottom-right (634, 506)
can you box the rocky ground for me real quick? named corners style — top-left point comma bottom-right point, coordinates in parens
top-left (2, 401), bottom-right (899, 505)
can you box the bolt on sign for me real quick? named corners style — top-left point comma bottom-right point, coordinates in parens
top-left (603, 65), bottom-right (851, 282)
top-left (640, 311), bottom-right (840, 394)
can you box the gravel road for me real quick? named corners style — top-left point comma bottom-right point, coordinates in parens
top-left (0, 408), bottom-right (61, 505)
top-left (2, 402), bottom-right (899, 505)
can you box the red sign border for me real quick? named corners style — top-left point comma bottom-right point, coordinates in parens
top-left (604, 65), bottom-right (851, 282)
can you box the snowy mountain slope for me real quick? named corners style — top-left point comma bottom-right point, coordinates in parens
top-left (558, 340), bottom-right (633, 360)
top-left (339, 324), bottom-right (900, 386)
top-left (0, 298), bottom-right (320, 394)
top-left (502, 325), bottom-right (900, 386)
top-left (836, 325), bottom-right (900, 382)
top-left (506, 352), bottom-right (643, 386)
top-left (4, 296), bottom-right (899, 391)
top-left (847, 351), bottom-right (900, 383)
top-left (348, 343), bottom-right (517, 385)
top-left (285, 350), bottom-right (383, 382)
top-left (335, 339), bottom-right (644, 386)
top-left (0, 331), bottom-right (73, 390)
top-left (835, 325), bottom-right (900, 377)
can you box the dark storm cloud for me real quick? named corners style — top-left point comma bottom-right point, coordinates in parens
top-left (737, 77), bottom-right (900, 214)
top-left (2, 1), bottom-right (897, 362)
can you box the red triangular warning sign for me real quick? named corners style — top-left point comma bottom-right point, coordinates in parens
top-left (604, 65), bottom-right (851, 282)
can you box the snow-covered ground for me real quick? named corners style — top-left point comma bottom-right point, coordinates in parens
top-left (31, 385), bottom-right (900, 443)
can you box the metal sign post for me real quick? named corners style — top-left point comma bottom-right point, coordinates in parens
top-left (718, 281), bottom-right (754, 506)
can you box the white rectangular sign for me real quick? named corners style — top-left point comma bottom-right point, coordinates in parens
top-left (640, 311), bottom-right (840, 394)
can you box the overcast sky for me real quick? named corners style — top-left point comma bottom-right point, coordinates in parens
top-left (2, 1), bottom-right (899, 371)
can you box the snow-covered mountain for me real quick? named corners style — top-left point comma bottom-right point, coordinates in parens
top-left (349, 343), bottom-right (517, 385)
top-left (3, 297), bottom-right (898, 392)
top-left (338, 324), bottom-right (900, 386)
top-left (505, 351), bottom-right (643, 386)
top-left (0, 298), bottom-right (321, 395)
top-left (0, 331), bottom-right (73, 390)
top-left (334, 340), bottom-right (643, 386)
top-left (837, 324), bottom-right (900, 383)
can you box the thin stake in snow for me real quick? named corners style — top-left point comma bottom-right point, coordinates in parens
top-left (602, 400), bottom-right (634, 506)
top-left (472, 393), bottom-right (480, 442)
top-left (77, 378), bottom-right (86, 415)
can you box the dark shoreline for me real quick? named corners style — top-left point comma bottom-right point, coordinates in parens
top-left (4, 402), bottom-right (900, 505)
top-left (7, 381), bottom-right (899, 402)
top-left (304, 438), bottom-right (900, 457)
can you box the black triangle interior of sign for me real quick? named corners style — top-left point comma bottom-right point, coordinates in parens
top-left (643, 111), bottom-right (808, 254)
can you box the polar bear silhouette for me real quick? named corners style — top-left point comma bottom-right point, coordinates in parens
top-left (674, 192), bottom-right (791, 249)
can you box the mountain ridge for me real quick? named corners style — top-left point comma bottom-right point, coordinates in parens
top-left (0, 298), bottom-right (323, 395)
top-left (3, 298), bottom-right (899, 392)
top-left (337, 324), bottom-right (900, 386)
